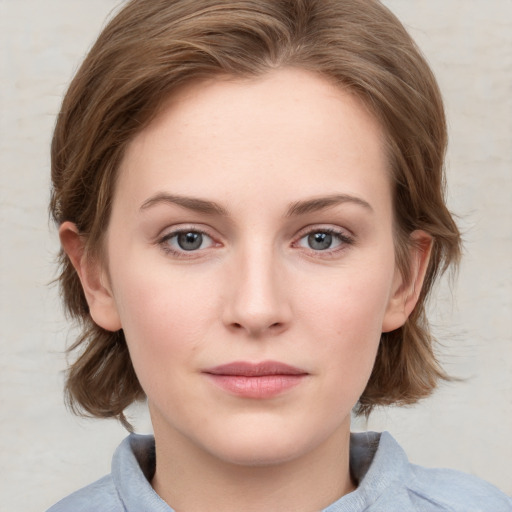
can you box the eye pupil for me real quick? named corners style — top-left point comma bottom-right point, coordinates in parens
top-left (177, 232), bottom-right (203, 251)
top-left (308, 232), bottom-right (332, 250)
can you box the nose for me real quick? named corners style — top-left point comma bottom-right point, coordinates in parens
top-left (222, 244), bottom-right (292, 337)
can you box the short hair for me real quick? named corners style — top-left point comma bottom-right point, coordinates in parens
top-left (50, 0), bottom-right (461, 427)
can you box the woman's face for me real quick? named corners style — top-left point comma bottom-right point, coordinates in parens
top-left (95, 68), bottom-right (413, 465)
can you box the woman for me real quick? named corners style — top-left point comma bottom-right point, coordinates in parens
top-left (47, 0), bottom-right (511, 510)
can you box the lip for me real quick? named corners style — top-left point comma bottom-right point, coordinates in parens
top-left (202, 361), bottom-right (308, 399)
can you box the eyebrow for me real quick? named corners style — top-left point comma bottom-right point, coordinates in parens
top-left (139, 192), bottom-right (372, 217)
top-left (285, 194), bottom-right (373, 216)
top-left (140, 193), bottom-right (228, 215)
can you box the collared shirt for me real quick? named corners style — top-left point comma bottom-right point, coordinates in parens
top-left (47, 431), bottom-right (512, 511)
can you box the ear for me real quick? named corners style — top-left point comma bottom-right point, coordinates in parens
top-left (59, 221), bottom-right (122, 332)
top-left (382, 230), bottom-right (432, 333)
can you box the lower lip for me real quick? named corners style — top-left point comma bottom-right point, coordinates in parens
top-left (205, 374), bottom-right (306, 399)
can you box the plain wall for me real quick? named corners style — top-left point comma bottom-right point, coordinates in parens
top-left (0, 1), bottom-right (510, 510)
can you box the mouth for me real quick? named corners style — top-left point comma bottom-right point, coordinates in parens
top-left (202, 361), bottom-right (308, 399)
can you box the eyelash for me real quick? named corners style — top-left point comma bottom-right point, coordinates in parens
top-left (293, 227), bottom-right (355, 257)
top-left (157, 226), bottom-right (355, 259)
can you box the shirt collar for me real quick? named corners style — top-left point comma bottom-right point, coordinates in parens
top-left (112, 431), bottom-right (415, 512)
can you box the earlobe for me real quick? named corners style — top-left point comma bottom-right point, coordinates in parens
top-left (382, 230), bottom-right (432, 333)
top-left (59, 221), bottom-right (122, 332)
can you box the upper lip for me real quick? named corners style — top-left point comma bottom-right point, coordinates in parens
top-left (203, 361), bottom-right (308, 377)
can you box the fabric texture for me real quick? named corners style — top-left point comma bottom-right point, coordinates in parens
top-left (47, 431), bottom-right (512, 512)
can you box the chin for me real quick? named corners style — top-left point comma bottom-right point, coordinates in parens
top-left (211, 439), bottom-right (306, 467)
top-left (201, 421), bottom-right (333, 468)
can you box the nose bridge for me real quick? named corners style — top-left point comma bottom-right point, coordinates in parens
top-left (224, 238), bottom-right (290, 335)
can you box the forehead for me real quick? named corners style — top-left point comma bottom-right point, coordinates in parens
top-left (116, 67), bottom-right (390, 215)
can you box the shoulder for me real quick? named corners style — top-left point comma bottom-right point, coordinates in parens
top-left (406, 461), bottom-right (512, 512)
top-left (46, 474), bottom-right (123, 512)
top-left (46, 434), bottom-right (165, 512)
top-left (349, 431), bottom-right (511, 512)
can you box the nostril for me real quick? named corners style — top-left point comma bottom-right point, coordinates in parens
top-left (229, 321), bottom-right (283, 333)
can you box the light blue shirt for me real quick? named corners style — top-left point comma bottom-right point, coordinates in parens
top-left (47, 431), bottom-right (512, 511)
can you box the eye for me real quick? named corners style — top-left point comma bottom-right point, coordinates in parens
top-left (305, 232), bottom-right (337, 251)
top-left (175, 231), bottom-right (207, 251)
top-left (160, 229), bottom-right (215, 254)
top-left (296, 228), bottom-right (353, 252)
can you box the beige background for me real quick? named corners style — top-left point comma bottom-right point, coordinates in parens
top-left (0, 1), bottom-right (511, 510)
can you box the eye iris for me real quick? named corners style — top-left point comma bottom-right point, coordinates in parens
top-left (308, 232), bottom-right (332, 250)
top-left (177, 232), bottom-right (203, 251)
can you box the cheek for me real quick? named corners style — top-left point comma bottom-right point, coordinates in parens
top-left (298, 260), bottom-right (395, 339)
top-left (294, 255), bottom-right (395, 389)
top-left (110, 261), bottom-right (218, 382)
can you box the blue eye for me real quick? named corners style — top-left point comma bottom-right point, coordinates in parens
top-left (177, 232), bottom-right (204, 251)
top-left (297, 229), bottom-right (352, 252)
top-left (307, 232), bottom-right (335, 250)
top-left (162, 230), bottom-right (214, 253)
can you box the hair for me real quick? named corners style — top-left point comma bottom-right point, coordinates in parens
top-left (50, 0), bottom-right (461, 427)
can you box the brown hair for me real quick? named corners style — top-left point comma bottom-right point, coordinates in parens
top-left (50, 0), bottom-right (461, 426)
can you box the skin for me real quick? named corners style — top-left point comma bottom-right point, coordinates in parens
top-left (61, 68), bottom-right (431, 512)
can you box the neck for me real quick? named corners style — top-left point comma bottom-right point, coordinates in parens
top-left (151, 419), bottom-right (356, 512)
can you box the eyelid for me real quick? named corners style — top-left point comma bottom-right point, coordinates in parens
top-left (293, 223), bottom-right (355, 240)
